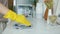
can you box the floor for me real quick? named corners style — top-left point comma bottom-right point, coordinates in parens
top-left (2, 15), bottom-right (60, 34)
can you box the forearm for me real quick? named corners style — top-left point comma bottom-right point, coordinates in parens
top-left (0, 3), bottom-right (9, 15)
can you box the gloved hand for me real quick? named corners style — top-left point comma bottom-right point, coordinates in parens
top-left (3, 10), bottom-right (31, 26)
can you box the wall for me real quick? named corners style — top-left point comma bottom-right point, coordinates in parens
top-left (55, 0), bottom-right (60, 15)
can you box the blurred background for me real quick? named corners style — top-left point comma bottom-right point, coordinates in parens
top-left (0, 0), bottom-right (60, 34)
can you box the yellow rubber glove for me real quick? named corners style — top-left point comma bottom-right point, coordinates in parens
top-left (3, 10), bottom-right (31, 26)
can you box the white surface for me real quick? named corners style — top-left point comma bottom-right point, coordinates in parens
top-left (55, 0), bottom-right (60, 15)
top-left (48, 9), bottom-right (52, 16)
top-left (2, 17), bottom-right (60, 34)
top-left (36, 2), bottom-right (46, 18)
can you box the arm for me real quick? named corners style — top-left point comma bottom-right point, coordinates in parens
top-left (0, 3), bottom-right (9, 14)
top-left (0, 3), bottom-right (31, 26)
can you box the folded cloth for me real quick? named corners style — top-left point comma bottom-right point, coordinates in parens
top-left (44, 0), bottom-right (53, 9)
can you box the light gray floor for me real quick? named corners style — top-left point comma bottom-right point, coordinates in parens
top-left (2, 16), bottom-right (60, 34)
